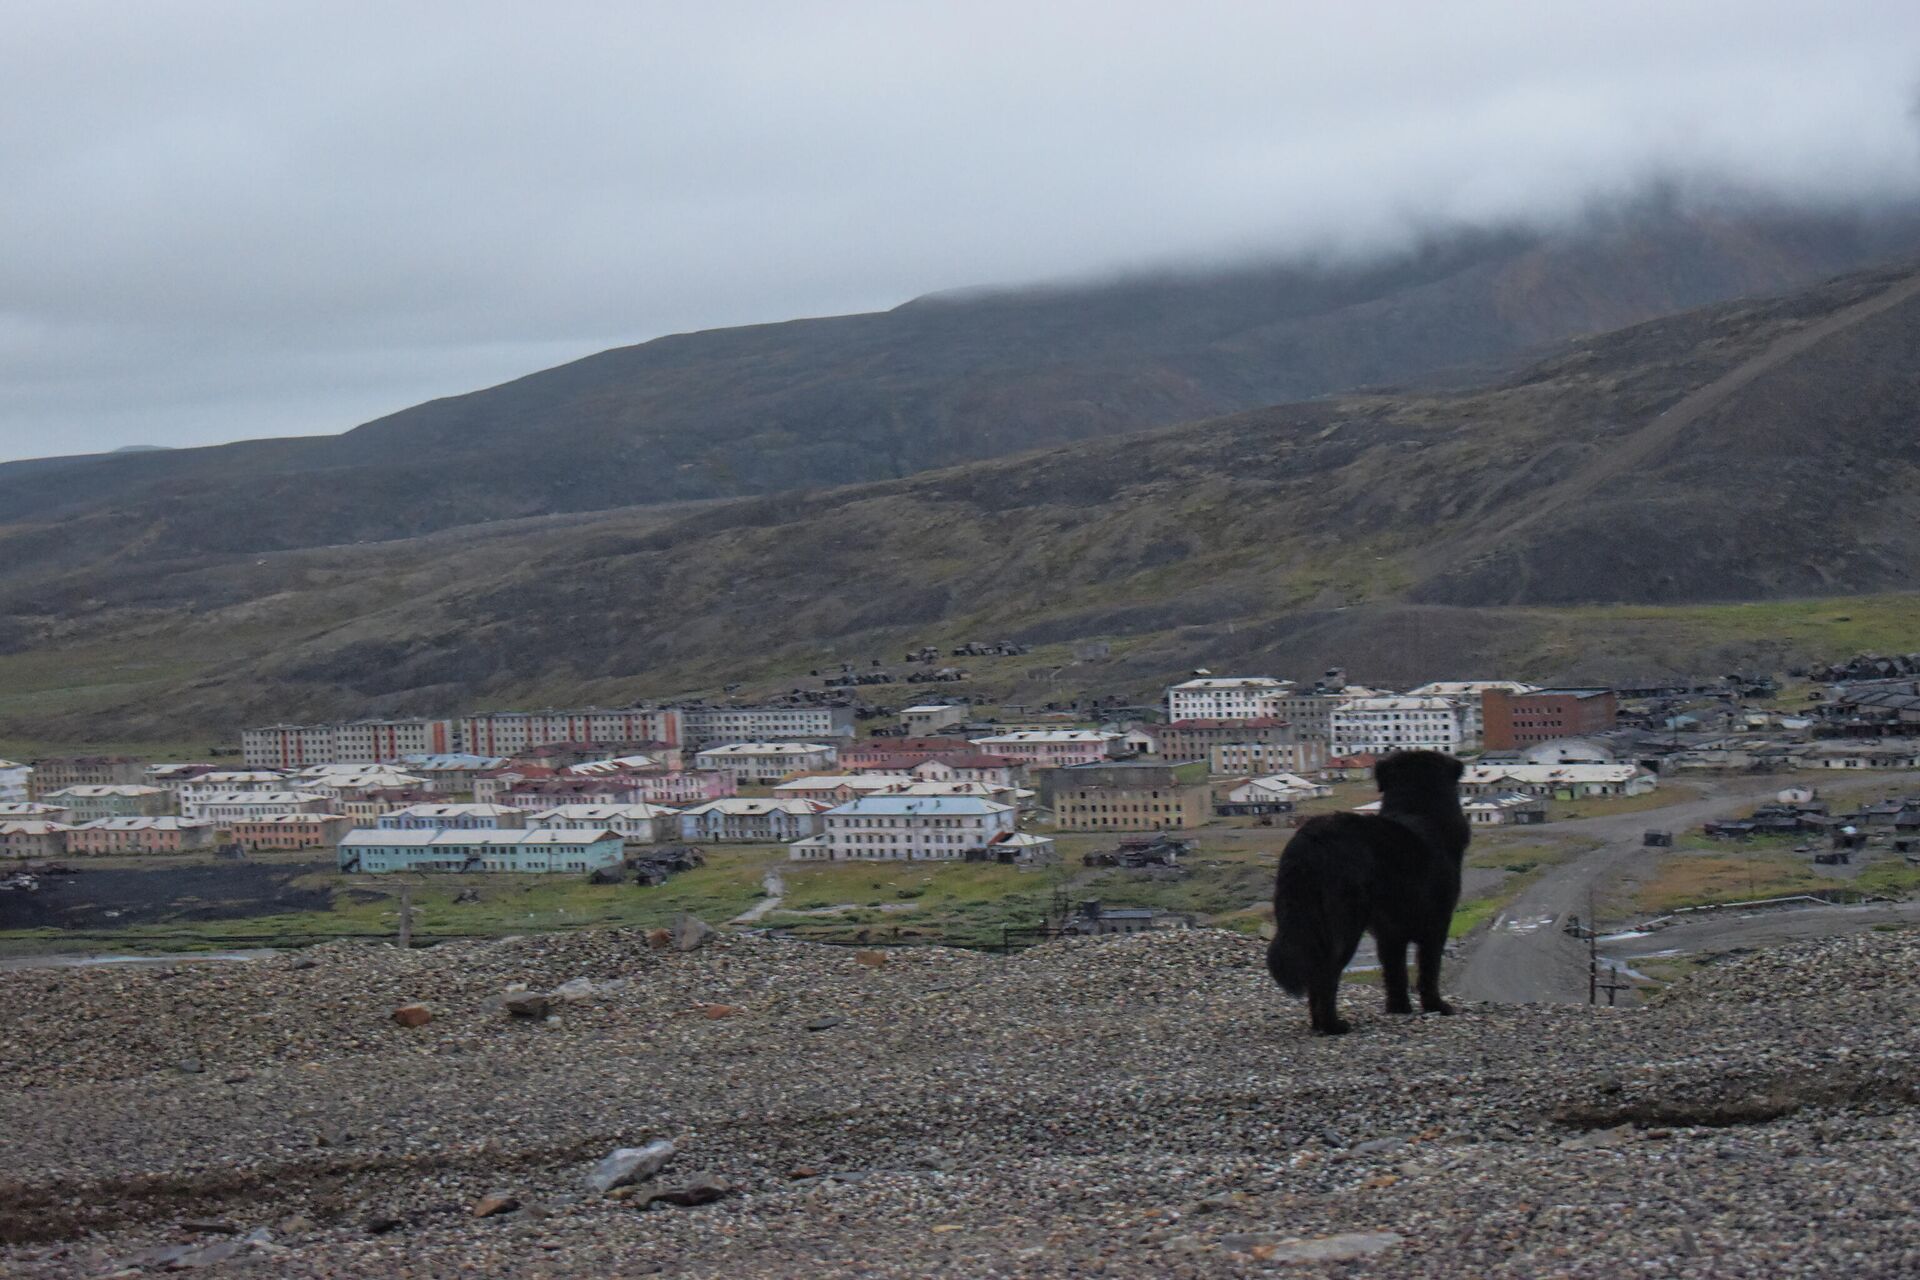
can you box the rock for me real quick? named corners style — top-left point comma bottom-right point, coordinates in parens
top-left (222, 1070), bottom-right (251, 1085)
top-left (471, 1192), bottom-right (520, 1218)
top-left (392, 1003), bottom-right (432, 1028)
top-left (671, 914), bottom-right (716, 951)
top-left (645, 928), bottom-right (673, 950)
top-left (639, 1173), bottom-right (733, 1207)
top-left (804, 1015), bottom-right (844, 1031)
top-left (163, 1239), bottom-right (243, 1268)
top-left (364, 1215), bottom-right (405, 1235)
top-left (702, 1003), bottom-right (740, 1019)
top-left (178, 1219), bottom-right (240, 1235)
top-left (788, 1166), bottom-right (820, 1179)
top-left (453, 888), bottom-right (481, 904)
top-left (1220, 1231), bottom-right (1404, 1262)
top-left (504, 992), bottom-right (553, 1019)
top-left (586, 1139), bottom-right (677, 1193)
top-left (175, 1058), bottom-right (204, 1075)
top-left (287, 954), bottom-right (318, 970)
top-left (550, 977), bottom-right (600, 1002)
top-left (854, 949), bottom-right (889, 968)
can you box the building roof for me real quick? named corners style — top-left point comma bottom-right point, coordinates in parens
top-left (566, 755), bottom-right (659, 776)
top-left (678, 798), bottom-right (829, 817)
top-left (694, 743), bottom-right (836, 757)
top-left (400, 754), bottom-right (510, 770)
top-left (191, 792), bottom-right (330, 804)
top-left (1407, 681), bottom-right (1538, 697)
top-left (1333, 697), bottom-right (1458, 712)
top-left (230, 813), bottom-right (353, 826)
top-left (826, 796), bottom-right (1012, 816)
top-left (0, 821), bottom-right (73, 835)
top-left (340, 829), bottom-right (619, 848)
top-left (1168, 677), bottom-right (1288, 691)
top-left (1463, 791), bottom-right (1547, 811)
top-left (970, 730), bottom-right (1116, 744)
top-left (0, 802), bottom-right (67, 816)
top-left (187, 771), bottom-right (288, 784)
top-left (45, 785), bottom-right (167, 798)
top-left (1163, 717), bottom-right (1291, 730)
top-left (1461, 764), bottom-right (1642, 784)
top-left (526, 804), bottom-right (679, 820)
top-left (76, 817), bottom-right (217, 831)
top-left (382, 803), bottom-right (523, 818)
top-left (900, 704), bottom-right (962, 714)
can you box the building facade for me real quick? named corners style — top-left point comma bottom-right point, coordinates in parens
top-left (374, 803), bottom-right (528, 831)
top-left (180, 791), bottom-right (332, 823)
top-left (676, 799), bottom-right (828, 842)
top-left (44, 785), bottom-right (174, 822)
top-left (1329, 697), bottom-right (1464, 755)
top-left (1208, 740), bottom-right (1328, 776)
top-left (1480, 688), bottom-right (1619, 751)
top-left (1154, 718), bottom-right (1294, 765)
top-left (678, 704), bottom-right (856, 749)
top-left (66, 817), bottom-right (220, 855)
top-left (1164, 677), bottom-right (1292, 722)
top-left (29, 757), bottom-right (147, 798)
top-left (691, 743), bottom-right (839, 785)
top-left (1458, 764), bottom-right (1654, 799)
top-left (967, 731), bottom-right (1121, 770)
top-left (524, 804), bottom-right (676, 844)
top-left (230, 814), bottom-right (357, 851)
top-left (788, 795), bottom-right (1017, 861)
top-left (0, 760), bottom-right (31, 803)
top-left (0, 821), bottom-right (72, 858)
top-left (338, 828), bottom-right (624, 874)
top-left (1047, 762), bottom-right (1210, 833)
top-left (1406, 681), bottom-right (1538, 743)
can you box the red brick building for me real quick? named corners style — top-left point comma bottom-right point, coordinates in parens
top-left (1481, 688), bottom-right (1618, 751)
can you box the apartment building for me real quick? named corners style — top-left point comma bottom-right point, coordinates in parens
top-left (182, 791), bottom-right (333, 823)
top-left (1407, 681), bottom-right (1537, 743)
top-left (1480, 688), bottom-right (1619, 751)
top-left (1208, 740), bottom-right (1328, 776)
top-left (967, 730), bottom-right (1121, 770)
top-left (44, 785), bottom-right (173, 822)
top-left (1046, 761), bottom-right (1209, 833)
top-left (338, 828), bottom-right (624, 874)
top-left (677, 798), bottom-right (828, 843)
top-left (1164, 677), bottom-right (1292, 722)
top-left (29, 756), bottom-right (146, 798)
top-left (1458, 764), bottom-right (1653, 799)
top-left (457, 708), bottom-right (683, 757)
top-left (1154, 717), bottom-right (1294, 764)
top-left (788, 795), bottom-right (1017, 862)
top-left (524, 804), bottom-right (677, 844)
top-left (67, 817), bottom-right (220, 855)
top-left (0, 760), bottom-right (31, 802)
top-left (374, 803), bottom-right (528, 831)
top-left (678, 704), bottom-right (856, 749)
top-left (1329, 697), bottom-right (1464, 755)
top-left (0, 821), bottom-right (72, 858)
top-left (692, 743), bottom-right (839, 785)
top-left (230, 813), bottom-right (357, 851)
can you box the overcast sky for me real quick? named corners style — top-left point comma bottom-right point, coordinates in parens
top-left (5, 2), bottom-right (1920, 462)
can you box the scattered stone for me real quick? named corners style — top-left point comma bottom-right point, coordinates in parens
top-left (391, 1003), bottom-right (432, 1028)
top-left (586, 1139), bottom-right (677, 1193)
top-left (671, 914), bottom-right (716, 951)
top-left (471, 1192), bottom-right (520, 1219)
top-left (162, 1238), bottom-right (243, 1269)
top-left (550, 977), bottom-right (601, 1002)
top-left (804, 1015), bottom-right (844, 1031)
top-left (638, 1173), bottom-right (733, 1208)
top-left (644, 928), bottom-right (672, 950)
top-left (175, 1058), bottom-right (203, 1075)
top-left (453, 888), bottom-right (481, 904)
top-left (363, 1215), bottom-right (404, 1235)
top-left (787, 1166), bottom-right (820, 1180)
top-left (287, 955), bottom-right (318, 971)
top-left (503, 992), bottom-right (553, 1019)
top-left (854, 949), bottom-right (889, 968)
top-left (1221, 1231), bottom-right (1404, 1262)
top-left (221, 1070), bottom-right (251, 1085)
top-left (177, 1219), bottom-right (239, 1235)
top-left (702, 1003), bottom-right (740, 1019)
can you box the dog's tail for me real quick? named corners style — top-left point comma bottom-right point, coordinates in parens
top-left (1265, 894), bottom-right (1320, 996)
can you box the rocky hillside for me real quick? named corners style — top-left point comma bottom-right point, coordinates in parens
top-left (2, 928), bottom-right (1917, 1277)
top-left (4, 205), bottom-right (1920, 577)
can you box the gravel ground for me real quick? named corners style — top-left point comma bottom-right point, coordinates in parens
top-left (3, 925), bottom-right (1918, 1278)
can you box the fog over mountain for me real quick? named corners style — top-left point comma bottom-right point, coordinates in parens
top-left (5, 2), bottom-right (1920, 460)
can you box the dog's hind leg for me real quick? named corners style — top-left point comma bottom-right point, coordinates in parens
top-left (1416, 931), bottom-right (1455, 1015)
top-left (1377, 932), bottom-right (1414, 1014)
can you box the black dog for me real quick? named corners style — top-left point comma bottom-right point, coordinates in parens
top-left (1265, 750), bottom-right (1469, 1034)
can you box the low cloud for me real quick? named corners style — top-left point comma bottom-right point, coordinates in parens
top-left (4, 1), bottom-right (1918, 459)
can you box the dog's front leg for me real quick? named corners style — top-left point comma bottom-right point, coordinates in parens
top-left (1377, 933), bottom-right (1414, 1013)
top-left (1416, 933), bottom-right (1455, 1015)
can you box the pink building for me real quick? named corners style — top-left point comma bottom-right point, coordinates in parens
top-left (0, 821), bottom-right (73, 858)
top-left (231, 814), bottom-right (357, 851)
top-left (67, 817), bottom-right (219, 855)
top-left (967, 731), bottom-right (1122, 770)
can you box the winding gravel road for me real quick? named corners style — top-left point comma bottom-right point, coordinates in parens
top-left (1456, 770), bottom-right (1920, 1005)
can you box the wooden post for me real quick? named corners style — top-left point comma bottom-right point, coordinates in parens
top-left (398, 883), bottom-right (413, 949)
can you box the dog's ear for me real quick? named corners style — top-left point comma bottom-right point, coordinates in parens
top-left (1448, 754), bottom-right (1464, 781)
top-left (1373, 753), bottom-right (1400, 792)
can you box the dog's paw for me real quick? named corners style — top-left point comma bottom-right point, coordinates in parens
top-left (1317, 1017), bottom-right (1352, 1036)
top-left (1385, 999), bottom-right (1414, 1015)
top-left (1423, 999), bottom-right (1456, 1016)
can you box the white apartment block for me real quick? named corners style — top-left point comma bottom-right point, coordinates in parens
top-left (246, 707), bottom-right (686, 767)
top-left (967, 730), bottom-right (1121, 770)
top-left (374, 803), bottom-right (528, 831)
top-left (692, 743), bottom-right (839, 785)
top-left (0, 760), bottom-right (31, 803)
top-left (789, 795), bottom-right (1017, 862)
top-left (182, 791), bottom-right (334, 823)
top-left (1330, 697), bottom-right (1465, 755)
top-left (176, 772), bottom-right (290, 809)
top-left (679, 704), bottom-right (856, 749)
top-left (1165, 677), bottom-right (1292, 723)
top-left (525, 804), bottom-right (677, 844)
top-left (457, 708), bottom-right (683, 756)
top-left (1406, 681), bottom-right (1538, 743)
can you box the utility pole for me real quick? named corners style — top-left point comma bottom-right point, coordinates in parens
top-left (397, 882), bottom-right (413, 949)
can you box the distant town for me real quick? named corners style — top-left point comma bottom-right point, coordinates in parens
top-left (6, 656), bottom-right (1918, 880)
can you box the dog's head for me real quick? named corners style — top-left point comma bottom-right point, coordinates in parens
top-left (1373, 749), bottom-right (1464, 797)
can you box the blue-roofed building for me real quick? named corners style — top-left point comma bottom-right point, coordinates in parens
top-left (790, 794), bottom-right (1017, 862)
top-left (338, 828), bottom-right (622, 874)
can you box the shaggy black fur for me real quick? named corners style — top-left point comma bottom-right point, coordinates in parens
top-left (1265, 750), bottom-right (1470, 1034)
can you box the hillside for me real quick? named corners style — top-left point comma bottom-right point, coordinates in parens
top-left (3, 929), bottom-right (1917, 1276)
top-left (4, 205), bottom-right (1920, 579)
top-left (6, 254), bottom-right (1920, 742)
